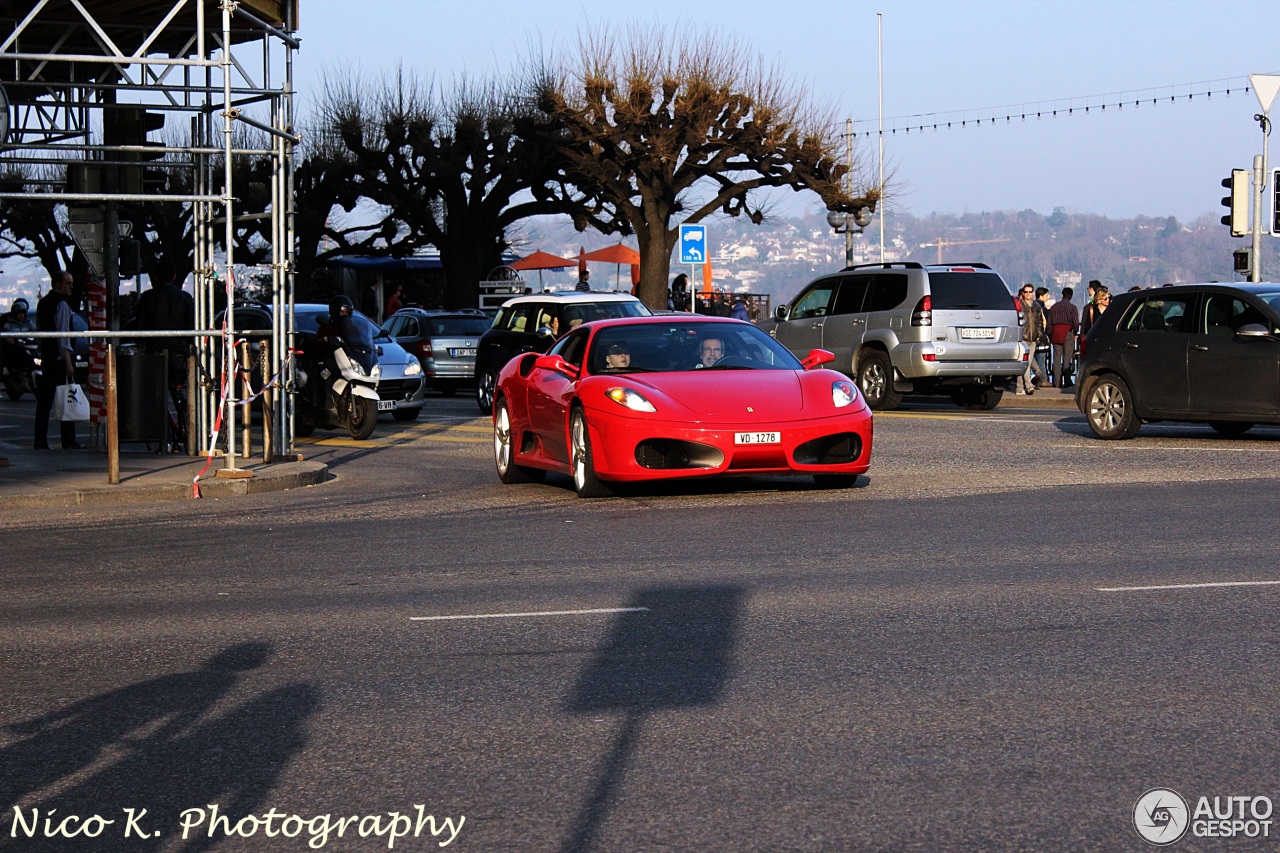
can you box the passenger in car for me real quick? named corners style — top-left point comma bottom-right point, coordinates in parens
top-left (603, 341), bottom-right (631, 371)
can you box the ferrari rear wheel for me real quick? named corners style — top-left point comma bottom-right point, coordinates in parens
top-left (570, 409), bottom-right (612, 498)
top-left (494, 399), bottom-right (544, 484)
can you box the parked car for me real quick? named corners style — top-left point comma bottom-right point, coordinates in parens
top-left (221, 303), bottom-right (427, 424)
top-left (760, 262), bottom-right (1025, 410)
top-left (1076, 283), bottom-right (1280, 439)
top-left (491, 315), bottom-right (873, 497)
top-left (381, 308), bottom-right (491, 396)
top-left (474, 291), bottom-right (651, 414)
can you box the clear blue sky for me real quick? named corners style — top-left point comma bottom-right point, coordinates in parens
top-left (294, 0), bottom-right (1280, 224)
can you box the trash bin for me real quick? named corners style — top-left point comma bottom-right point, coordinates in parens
top-left (117, 350), bottom-right (167, 442)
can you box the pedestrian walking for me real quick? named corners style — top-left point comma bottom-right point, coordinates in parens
top-left (1046, 286), bottom-right (1080, 389)
top-left (33, 271), bottom-right (81, 449)
top-left (1017, 284), bottom-right (1048, 394)
top-left (1080, 284), bottom-right (1109, 340)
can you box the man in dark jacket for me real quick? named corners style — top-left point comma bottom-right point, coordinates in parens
top-left (1017, 284), bottom-right (1048, 393)
top-left (135, 262), bottom-right (194, 379)
top-left (34, 271), bottom-right (80, 449)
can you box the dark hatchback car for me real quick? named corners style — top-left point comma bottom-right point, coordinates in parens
top-left (1076, 283), bottom-right (1280, 439)
top-left (474, 292), bottom-right (651, 413)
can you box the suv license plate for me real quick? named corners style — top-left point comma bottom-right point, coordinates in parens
top-left (735, 431), bottom-right (780, 445)
top-left (376, 400), bottom-right (395, 411)
top-left (960, 328), bottom-right (997, 339)
top-left (449, 348), bottom-right (476, 358)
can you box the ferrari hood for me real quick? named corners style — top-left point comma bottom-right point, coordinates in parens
top-left (630, 370), bottom-right (805, 419)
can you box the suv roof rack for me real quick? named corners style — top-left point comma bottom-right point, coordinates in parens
top-left (841, 262), bottom-right (925, 272)
top-left (927, 262), bottom-right (993, 270)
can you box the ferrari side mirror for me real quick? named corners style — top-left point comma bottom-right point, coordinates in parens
top-left (800, 349), bottom-right (835, 370)
top-left (534, 353), bottom-right (580, 379)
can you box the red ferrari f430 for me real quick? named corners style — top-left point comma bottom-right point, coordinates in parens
top-left (492, 316), bottom-right (874, 497)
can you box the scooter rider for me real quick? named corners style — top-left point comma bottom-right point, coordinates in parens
top-left (1, 298), bottom-right (35, 332)
top-left (317, 294), bottom-right (374, 363)
top-left (0, 298), bottom-right (37, 387)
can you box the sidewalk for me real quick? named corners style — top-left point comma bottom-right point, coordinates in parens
top-left (999, 386), bottom-right (1080, 409)
top-left (0, 440), bottom-right (329, 509)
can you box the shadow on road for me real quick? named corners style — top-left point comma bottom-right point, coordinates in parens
top-left (560, 585), bottom-right (743, 853)
top-left (1, 641), bottom-right (320, 851)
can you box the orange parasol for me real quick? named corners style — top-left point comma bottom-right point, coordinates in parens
top-left (510, 250), bottom-right (575, 271)
top-left (509, 250), bottom-right (577, 288)
top-left (583, 243), bottom-right (641, 265)
top-left (584, 243), bottom-right (641, 291)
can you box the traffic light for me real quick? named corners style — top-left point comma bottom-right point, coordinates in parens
top-left (118, 237), bottom-right (141, 279)
top-left (1234, 248), bottom-right (1252, 277)
top-left (1273, 169), bottom-right (1280, 233)
top-left (104, 107), bottom-right (165, 194)
top-left (1221, 169), bottom-right (1249, 237)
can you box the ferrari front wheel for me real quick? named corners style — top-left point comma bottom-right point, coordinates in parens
top-left (570, 409), bottom-right (612, 498)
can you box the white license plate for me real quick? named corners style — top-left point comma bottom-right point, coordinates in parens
top-left (734, 431), bottom-right (780, 445)
top-left (449, 348), bottom-right (476, 358)
top-left (960, 328), bottom-right (997, 339)
top-left (376, 400), bottom-right (395, 411)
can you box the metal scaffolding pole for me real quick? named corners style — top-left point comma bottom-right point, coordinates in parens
top-left (0, 0), bottom-right (299, 475)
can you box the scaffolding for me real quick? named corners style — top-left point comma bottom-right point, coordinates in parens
top-left (0, 0), bottom-right (299, 472)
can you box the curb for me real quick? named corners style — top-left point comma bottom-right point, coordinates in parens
top-left (0, 461), bottom-right (330, 510)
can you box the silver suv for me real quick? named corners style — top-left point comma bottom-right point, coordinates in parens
top-left (762, 262), bottom-right (1025, 410)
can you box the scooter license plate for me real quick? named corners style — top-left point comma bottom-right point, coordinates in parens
top-left (376, 400), bottom-right (395, 411)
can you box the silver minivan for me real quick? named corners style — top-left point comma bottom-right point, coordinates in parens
top-left (762, 262), bottom-right (1025, 410)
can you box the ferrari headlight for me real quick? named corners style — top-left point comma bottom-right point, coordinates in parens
top-left (606, 386), bottom-right (656, 413)
top-left (403, 360), bottom-right (422, 376)
top-left (832, 380), bottom-right (857, 408)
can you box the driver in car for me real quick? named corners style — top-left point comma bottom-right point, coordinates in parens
top-left (697, 337), bottom-right (724, 368)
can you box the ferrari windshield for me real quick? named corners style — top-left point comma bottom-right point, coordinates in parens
top-left (587, 321), bottom-right (804, 374)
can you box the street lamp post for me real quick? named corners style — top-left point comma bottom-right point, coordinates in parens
top-left (827, 206), bottom-right (875, 268)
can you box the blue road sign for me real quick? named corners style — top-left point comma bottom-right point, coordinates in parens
top-left (679, 224), bottom-right (707, 264)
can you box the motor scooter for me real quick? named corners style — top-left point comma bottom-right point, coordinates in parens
top-left (1, 337), bottom-right (39, 401)
top-left (292, 330), bottom-right (381, 440)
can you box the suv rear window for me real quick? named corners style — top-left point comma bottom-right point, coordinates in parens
top-left (928, 272), bottom-right (1014, 310)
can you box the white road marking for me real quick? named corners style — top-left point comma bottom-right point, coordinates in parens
top-left (1097, 580), bottom-right (1280, 592)
top-left (410, 607), bottom-right (650, 622)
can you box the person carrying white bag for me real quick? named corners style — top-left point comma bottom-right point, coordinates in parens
top-left (34, 270), bottom-right (83, 449)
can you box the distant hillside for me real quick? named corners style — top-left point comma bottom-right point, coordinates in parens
top-left (512, 206), bottom-right (1272, 303)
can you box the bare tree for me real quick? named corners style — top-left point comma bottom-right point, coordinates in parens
top-left (319, 65), bottom-right (607, 308)
top-left (0, 163), bottom-right (76, 278)
top-left (537, 25), bottom-right (879, 309)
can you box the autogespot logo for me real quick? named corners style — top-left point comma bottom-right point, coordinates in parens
top-left (1134, 788), bottom-right (1190, 846)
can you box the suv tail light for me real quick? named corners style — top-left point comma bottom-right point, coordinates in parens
top-left (911, 295), bottom-right (932, 326)
top-left (1014, 295), bottom-right (1024, 325)
top-left (1077, 332), bottom-right (1087, 359)
top-left (417, 340), bottom-right (433, 358)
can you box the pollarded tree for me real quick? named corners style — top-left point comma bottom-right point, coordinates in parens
top-left (537, 26), bottom-right (880, 310)
top-left (0, 163), bottom-right (77, 278)
top-left (320, 66), bottom-right (612, 309)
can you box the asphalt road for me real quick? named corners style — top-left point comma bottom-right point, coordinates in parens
top-left (2, 394), bottom-right (1279, 851)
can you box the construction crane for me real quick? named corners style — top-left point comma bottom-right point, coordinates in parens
top-left (918, 237), bottom-right (1011, 264)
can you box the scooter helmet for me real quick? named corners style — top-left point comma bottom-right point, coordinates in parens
top-left (328, 294), bottom-right (354, 322)
top-left (11, 298), bottom-right (28, 316)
